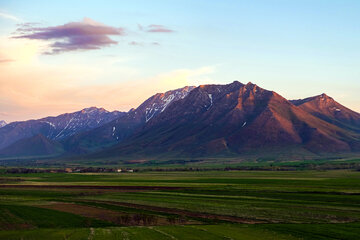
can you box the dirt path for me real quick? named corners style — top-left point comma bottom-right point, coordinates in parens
top-left (79, 200), bottom-right (265, 224)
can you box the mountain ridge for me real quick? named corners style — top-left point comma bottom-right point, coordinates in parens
top-left (90, 81), bottom-right (359, 159)
top-left (1, 81), bottom-right (359, 161)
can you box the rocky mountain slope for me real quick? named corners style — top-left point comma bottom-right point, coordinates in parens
top-left (92, 81), bottom-right (360, 158)
top-left (63, 86), bottom-right (195, 153)
top-left (291, 94), bottom-right (360, 132)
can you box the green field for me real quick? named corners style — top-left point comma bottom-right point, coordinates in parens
top-left (0, 170), bottom-right (360, 239)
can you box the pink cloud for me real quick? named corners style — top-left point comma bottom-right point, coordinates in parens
top-left (13, 18), bottom-right (125, 54)
top-left (138, 24), bottom-right (174, 33)
top-left (147, 24), bottom-right (174, 33)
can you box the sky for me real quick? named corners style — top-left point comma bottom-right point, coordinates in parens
top-left (0, 0), bottom-right (359, 122)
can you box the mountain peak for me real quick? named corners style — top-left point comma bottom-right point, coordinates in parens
top-left (290, 93), bottom-right (360, 131)
top-left (320, 93), bottom-right (328, 97)
top-left (244, 82), bottom-right (258, 90)
top-left (317, 93), bottom-right (334, 101)
top-left (230, 80), bottom-right (243, 87)
top-left (81, 107), bottom-right (108, 114)
top-left (290, 93), bottom-right (334, 106)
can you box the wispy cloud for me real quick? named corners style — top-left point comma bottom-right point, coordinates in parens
top-left (13, 18), bottom-right (125, 54)
top-left (14, 22), bottom-right (41, 33)
top-left (147, 24), bottom-right (174, 33)
top-left (128, 41), bottom-right (161, 46)
top-left (0, 12), bottom-right (20, 22)
top-left (129, 41), bottom-right (143, 46)
top-left (138, 24), bottom-right (174, 33)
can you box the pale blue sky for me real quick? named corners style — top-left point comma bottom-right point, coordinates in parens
top-left (0, 0), bottom-right (359, 121)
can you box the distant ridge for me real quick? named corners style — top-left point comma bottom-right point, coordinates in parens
top-left (0, 107), bottom-right (124, 150)
top-left (0, 134), bottom-right (63, 157)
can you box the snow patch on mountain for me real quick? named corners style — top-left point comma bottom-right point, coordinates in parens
top-left (160, 94), bottom-right (175, 113)
top-left (207, 94), bottom-right (213, 110)
top-left (0, 120), bottom-right (6, 128)
top-left (144, 86), bottom-right (195, 122)
top-left (41, 121), bottom-right (56, 128)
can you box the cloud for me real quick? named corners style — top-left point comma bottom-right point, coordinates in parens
top-left (129, 41), bottom-right (143, 46)
top-left (138, 24), bottom-right (174, 33)
top-left (14, 22), bottom-right (41, 34)
top-left (129, 41), bottom-right (160, 46)
top-left (13, 18), bottom-right (125, 54)
top-left (0, 12), bottom-right (20, 22)
top-left (147, 24), bottom-right (174, 33)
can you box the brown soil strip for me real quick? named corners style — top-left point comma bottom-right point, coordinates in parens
top-left (0, 209), bottom-right (34, 230)
top-left (79, 199), bottom-right (265, 224)
top-left (38, 202), bottom-right (190, 226)
top-left (39, 203), bottom-right (127, 224)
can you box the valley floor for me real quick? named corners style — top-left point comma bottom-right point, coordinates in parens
top-left (0, 170), bottom-right (359, 239)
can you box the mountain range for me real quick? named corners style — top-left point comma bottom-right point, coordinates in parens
top-left (0, 107), bottom-right (124, 153)
top-left (0, 81), bottom-right (359, 161)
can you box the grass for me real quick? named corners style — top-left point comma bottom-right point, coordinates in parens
top-left (0, 204), bottom-right (112, 230)
top-left (0, 169), bottom-right (359, 239)
top-left (1, 223), bottom-right (360, 240)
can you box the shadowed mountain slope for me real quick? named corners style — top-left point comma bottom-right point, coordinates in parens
top-left (0, 134), bottom-right (63, 157)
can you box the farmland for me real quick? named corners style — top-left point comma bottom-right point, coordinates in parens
top-left (0, 170), bottom-right (360, 239)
